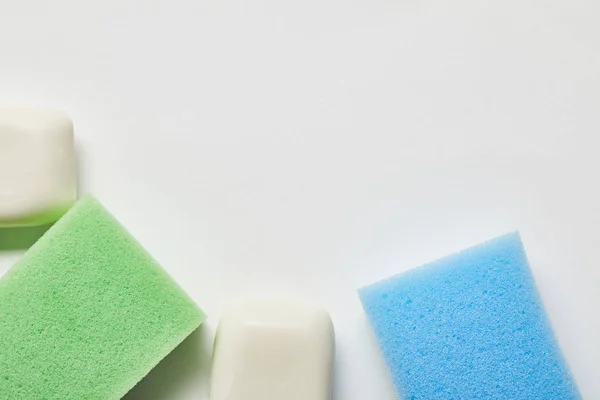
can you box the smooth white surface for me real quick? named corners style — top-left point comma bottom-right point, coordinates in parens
top-left (0, 0), bottom-right (599, 398)
top-left (0, 108), bottom-right (76, 226)
top-left (210, 302), bottom-right (334, 400)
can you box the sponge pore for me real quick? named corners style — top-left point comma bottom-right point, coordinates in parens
top-left (359, 233), bottom-right (580, 400)
top-left (0, 196), bottom-right (205, 399)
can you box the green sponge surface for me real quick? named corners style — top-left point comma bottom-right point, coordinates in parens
top-left (0, 196), bottom-right (205, 399)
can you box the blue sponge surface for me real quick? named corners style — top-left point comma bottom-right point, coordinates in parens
top-left (359, 233), bottom-right (580, 399)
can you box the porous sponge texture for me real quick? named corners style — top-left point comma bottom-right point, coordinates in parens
top-left (0, 196), bottom-right (205, 399)
top-left (359, 232), bottom-right (580, 400)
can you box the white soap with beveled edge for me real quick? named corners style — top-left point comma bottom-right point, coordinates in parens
top-left (0, 108), bottom-right (77, 227)
top-left (210, 302), bottom-right (335, 400)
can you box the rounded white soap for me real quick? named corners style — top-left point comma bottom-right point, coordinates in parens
top-left (210, 301), bottom-right (335, 400)
top-left (0, 108), bottom-right (77, 227)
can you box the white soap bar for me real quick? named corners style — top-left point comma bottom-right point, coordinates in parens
top-left (210, 302), bottom-right (335, 400)
top-left (0, 108), bottom-right (77, 227)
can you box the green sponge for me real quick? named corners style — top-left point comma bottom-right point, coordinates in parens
top-left (0, 196), bottom-right (205, 399)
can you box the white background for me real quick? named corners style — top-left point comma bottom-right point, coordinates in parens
top-left (0, 0), bottom-right (599, 398)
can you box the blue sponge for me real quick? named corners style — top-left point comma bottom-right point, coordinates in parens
top-left (359, 233), bottom-right (580, 399)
